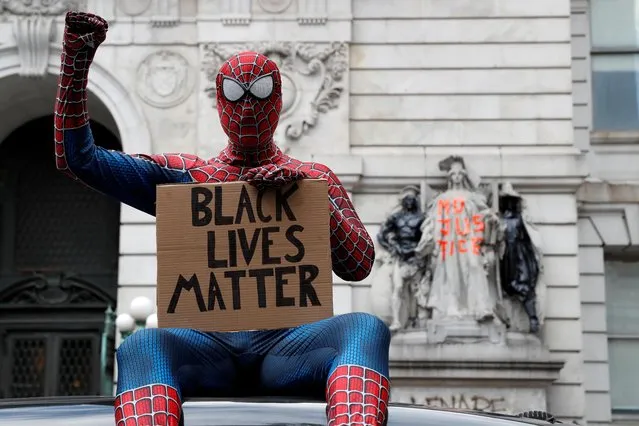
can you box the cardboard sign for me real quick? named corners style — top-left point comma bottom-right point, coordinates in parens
top-left (155, 179), bottom-right (333, 332)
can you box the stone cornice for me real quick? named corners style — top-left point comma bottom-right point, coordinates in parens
top-left (388, 331), bottom-right (563, 385)
top-left (577, 182), bottom-right (639, 204)
top-left (577, 182), bottom-right (639, 248)
top-left (357, 177), bottom-right (586, 194)
top-left (326, 151), bottom-right (588, 193)
top-left (389, 359), bottom-right (564, 384)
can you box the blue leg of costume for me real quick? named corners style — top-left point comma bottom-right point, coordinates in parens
top-left (115, 313), bottom-right (390, 426)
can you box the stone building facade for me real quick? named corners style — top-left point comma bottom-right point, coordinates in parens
top-left (0, 0), bottom-right (635, 425)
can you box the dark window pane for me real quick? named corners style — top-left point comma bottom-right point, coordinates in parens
top-left (592, 55), bottom-right (639, 130)
top-left (9, 337), bottom-right (46, 398)
top-left (57, 338), bottom-right (95, 396)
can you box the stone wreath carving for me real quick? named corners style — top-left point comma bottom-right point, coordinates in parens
top-left (202, 41), bottom-right (348, 147)
top-left (137, 50), bottom-right (194, 109)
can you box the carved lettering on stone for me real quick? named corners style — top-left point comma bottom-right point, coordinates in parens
top-left (221, 0), bottom-right (251, 25)
top-left (297, 0), bottom-right (327, 25)
top-left (410, 394), bottom-right (507, 413)
top-left (151, 0), bottom-right (179, 27)
top-left (1, 0), bottom-right (84, 77)
top-left (117, 0), bottom-right (152, 16)
top-left (258, 0), bottom-right (293, 13)
top-left (136, 50), bottom-right (194, 109)
top-left (202, 41), bottom-right (347, 150)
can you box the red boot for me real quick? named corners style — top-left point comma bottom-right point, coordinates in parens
top-left (326, 365), bottom-right (390, 426)
top-left (114, 384), bottom-right (182, 426)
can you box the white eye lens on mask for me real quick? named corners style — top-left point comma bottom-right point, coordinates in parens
top-left (222, 77), bottom-right (246, 102)
top-left (221, 74), bottom-right (275, 102)
top-left (248, 74), bottom-right (274, 100)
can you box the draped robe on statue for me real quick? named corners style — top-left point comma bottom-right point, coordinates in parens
top-left (417, 188), bottom-right (496, 321)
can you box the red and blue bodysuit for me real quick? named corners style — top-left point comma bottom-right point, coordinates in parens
top-left (54, 12), bottom-right (391, 426)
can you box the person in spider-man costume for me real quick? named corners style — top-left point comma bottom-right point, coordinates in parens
top-left (54, 11), bottom-right (391, 426)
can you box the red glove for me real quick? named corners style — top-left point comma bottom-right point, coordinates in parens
top-left (62, 11), bottom-right (108, 57)
top-left (55, 12), bottom-right (108, 132)
top-left (239, 164), bottom-right (308, 190)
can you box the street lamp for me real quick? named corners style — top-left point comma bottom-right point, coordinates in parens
top-left (146, 313), bottom-right (158, 328)
top-left (116, 296), bottom-right (156, 339)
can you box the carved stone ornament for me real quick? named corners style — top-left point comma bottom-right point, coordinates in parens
top-left (136, 50), bottom-right (195, 109)
top-left (258, 0), bottom-right (293, 13)
top-left (1, 0), bottom-right (83, 14)
top-left (117, 0), bottom-right (151, 16)
top-left (297, 0), bottom-right (327, 25)
top-left (202, 41), bottom-right (348, 150)
top-left (151, 0), bottom-right (179, 27)
top-left (0, 274), bottom-right (115, 306)
top-left (1, 0), bottom-right (85, 77)
top-left (220, 0), bottom-right (251, 25)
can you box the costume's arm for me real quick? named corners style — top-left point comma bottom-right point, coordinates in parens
top-left (54, 12), bottom-right (190, 216)
top-left (326, 170), bottom-right (376, 282)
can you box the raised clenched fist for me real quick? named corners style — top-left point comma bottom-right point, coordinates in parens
top-left (63, 11), bottom-right (108, 54)
top-left (239, 164), bottom-right (308, 190)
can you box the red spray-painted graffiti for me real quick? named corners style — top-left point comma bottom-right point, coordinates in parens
top-left (436, 198), bottom-right (484, 259)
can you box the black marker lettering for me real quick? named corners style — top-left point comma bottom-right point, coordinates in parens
top-left (235, 185), bottom-right (256, 224)
top-left (238, 228), bottom-right (260, 265)
top-left (191, 187), bottom-right (212, 226)
top-left (224, 270), bottom-right (245, 310)
top-left (285, 224), bottom-right (305, 262)
top-left (256, 190), bottom-right (272, 222)
top-left (207, 272), bottom-right (226, 310)
top-left (249, 268), bottom-right (274, 308)
top-left (299, 265), bottom-right (321, 307)
top-left (261, 227), bottom-right (280, 265)
top-left (168, 274), bottom-right (206, 313)
top-left (275, 266), bottom-right (296, 307)
top-left (207, 231), bottom-right (228, 268)
top-left (214, 186), bottom-right (233, 225)
top-left (228, 230), bottom-right (237, 267)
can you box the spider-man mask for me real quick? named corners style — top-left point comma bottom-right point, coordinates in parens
top-left (215, 51), bottom-right (282, 150)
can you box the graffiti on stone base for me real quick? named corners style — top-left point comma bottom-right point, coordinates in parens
top-left (410, 394), bottom-right (506, 412)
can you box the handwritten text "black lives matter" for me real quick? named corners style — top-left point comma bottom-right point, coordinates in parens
top-left (167, 183), bottom-right (322, 314)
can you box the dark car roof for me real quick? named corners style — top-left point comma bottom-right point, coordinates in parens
top-left (0, 396), bottom-right (553, 426)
